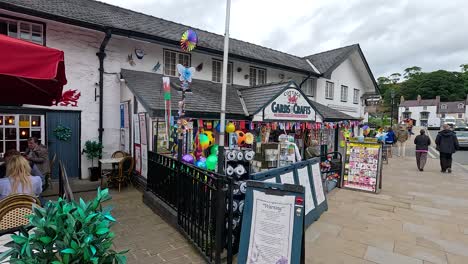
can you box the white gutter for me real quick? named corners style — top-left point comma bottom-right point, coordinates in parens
top-left (306, 59), bottom-right (320, 74)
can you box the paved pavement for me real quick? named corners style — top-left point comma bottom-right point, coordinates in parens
top-left (306, 141), bottom-right (468, 264)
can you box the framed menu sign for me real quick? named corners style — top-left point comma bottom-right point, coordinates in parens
top-left (341, 141), bottom-right (382, 193)
top-left (238, 181), bottom-right (304, 264)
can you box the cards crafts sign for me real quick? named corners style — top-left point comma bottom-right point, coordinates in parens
top-left (263, 88), bottom-right (315, 121)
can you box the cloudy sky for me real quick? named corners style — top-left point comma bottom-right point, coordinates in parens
top-left (101, 0), bottom-right (468, 78)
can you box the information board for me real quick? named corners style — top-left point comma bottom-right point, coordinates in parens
top-left (238, 181), bottom-right (304, 264)
top-left (250, 158), bottom-right (327, 228)
top-left (341, 141), bottom-right (382, 193)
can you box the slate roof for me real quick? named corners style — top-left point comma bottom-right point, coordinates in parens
top-left (309, 101), bottom-right (360, 121)
top-left (399, 99), bottom-right (438, 107)
top-left (438, 101), bottom-right (465, 114)
top-left (0, 0), bottom-right (314, 74)
top-left (120, 69), bottom-right (246, 118)
top-left (237, 82), bottom-right (289, 115)
top-left (304, 44), bottom-right (357, 75)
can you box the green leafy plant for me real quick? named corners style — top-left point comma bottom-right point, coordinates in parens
top-left (53, 125), bottom-right (72, 142)
top-left (83, 140), bottom-right (104, 168)
top-left (0, 188), bottom-right (128, 264)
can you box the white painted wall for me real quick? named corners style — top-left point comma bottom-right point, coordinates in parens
top-left (398, 105), bottom-right (438, 127)
top-left (314, 57), bottom-right (370, 119)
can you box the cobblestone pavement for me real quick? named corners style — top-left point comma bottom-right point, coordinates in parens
top-left (306, 150), bottom-right (468, 264)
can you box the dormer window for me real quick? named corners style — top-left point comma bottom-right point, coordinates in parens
top-left (458, 103), bottom-right (464, 109)
top-left (441, 104), bottom-right (447, 110)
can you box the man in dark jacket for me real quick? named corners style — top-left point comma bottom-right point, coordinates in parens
top-left (435, 124), bottom-right (459, 173)
top-left (414, 129), bottom-right (431, 171)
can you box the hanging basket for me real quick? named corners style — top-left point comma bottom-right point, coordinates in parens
top-left (53, 124), bottom-right (72, 141)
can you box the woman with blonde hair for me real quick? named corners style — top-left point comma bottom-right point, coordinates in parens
top-left (0, 155), bottom-right (42, 199)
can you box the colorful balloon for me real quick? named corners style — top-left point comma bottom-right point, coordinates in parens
top-left (245, 132), bottom-right (254, 145)
top-left (226, 122), bottom-right (236, 133)
top-left (195, 160), bottom-right (206, 169)
top-left (199, 134), bottom-right (209, 150)
top-left (182, 154), bottom-right (194, 164)
top-left (236, 130), bottom-right (246, 145)
top-left (206, 155), bottom-right (218, 171)
top-left (204, 131), bottom-right (215, 147)
top-left (215, 122), bottom-right (221, 133)
top-left (211, 144), bottom-right (219, 155)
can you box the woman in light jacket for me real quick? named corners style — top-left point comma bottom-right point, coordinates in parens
top-left (0, 155), bottom-right (42, 200)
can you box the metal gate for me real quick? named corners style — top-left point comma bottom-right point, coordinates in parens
top-left (46, 111), bottom-right (81, 178)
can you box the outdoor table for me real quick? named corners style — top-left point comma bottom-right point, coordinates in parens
top-left (99, 157), bottom-right (123, 188)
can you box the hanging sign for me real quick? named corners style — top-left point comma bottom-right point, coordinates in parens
top-left (263, 88), bottom-right (316, 121)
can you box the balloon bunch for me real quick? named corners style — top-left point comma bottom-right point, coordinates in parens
top-left (183, 144), bottom-right (219, 171)
top-left (362, 125), bottom-right (371, 136)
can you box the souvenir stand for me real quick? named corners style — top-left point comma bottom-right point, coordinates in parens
top-left (341, 137), bottom-right (383, 193)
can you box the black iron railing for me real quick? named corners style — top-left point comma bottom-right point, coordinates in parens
top-left (147, 151), bottom-right (234, 264)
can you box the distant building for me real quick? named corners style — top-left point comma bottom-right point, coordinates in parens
top-left (398, 95), bottom-right (468, 127)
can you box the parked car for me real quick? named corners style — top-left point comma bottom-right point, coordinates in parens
top-left (456, 130), bottom-right (468, 148)
top-left (454, 119), bottom-right (467, 131)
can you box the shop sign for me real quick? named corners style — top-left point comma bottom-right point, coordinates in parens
top-left (263, 88), bottom-right (315, 121)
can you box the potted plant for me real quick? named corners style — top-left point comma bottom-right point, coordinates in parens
top-left (83, 140), bottom-right (103, 181)
top-left (0, 188), bottom-right (128, 263)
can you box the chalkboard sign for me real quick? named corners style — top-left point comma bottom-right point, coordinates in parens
top-left (238, 181), bottom-right (305, 264)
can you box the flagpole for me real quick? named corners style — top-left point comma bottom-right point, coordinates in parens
top-left (217, 0), bottom-right (231, 173)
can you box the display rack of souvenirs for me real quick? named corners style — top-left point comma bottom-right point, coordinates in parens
top-left (320, 152), bottom-right (343, 192)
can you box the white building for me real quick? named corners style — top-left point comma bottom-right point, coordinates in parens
top-left (0, 0), bottom-right (378, 180)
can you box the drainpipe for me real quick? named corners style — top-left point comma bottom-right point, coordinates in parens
top-left (96, 29), bottom-right (112, 156)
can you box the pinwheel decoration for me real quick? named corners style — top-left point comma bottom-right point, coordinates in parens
top-left (177, 64), bottom-right (195, 91)
top-left (180, 29), bottom-right (198, 52)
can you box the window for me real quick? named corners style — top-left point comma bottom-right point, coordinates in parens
top-left (458, 103), bottom-right (464, 109)
top-left (164, 50), bottom-right (191, 76)
top-left (212, 59), bottom-right (233, 84)
top-left (458, 113), bottom-right (463, 118)
top-left (405, 107), bottom-right (409, 111)
top-left (353, 89), bottom-right (359, 104)
top-left (340, 85), bottom-right (348, 102)
top-left (303, 78), bottom-right (316, 97)
top-left (441, 104), bottom-right (447, 110)
top-left (441, 114), bottom-right (446, 118)
top-left (249, 67), bottom-right (266, 86)
top-left (0, 114), bottom-right (44, 155)
top-left (403, 113), bottom-right (411, 119)
top-left (420, 112), bottom-right (429, 119)
top-left (0, 17), bottom-right (44, 45)
top-left (325, 81), bottom-right (334, 99)
top-left (423, 106), bottom-right (427, 110)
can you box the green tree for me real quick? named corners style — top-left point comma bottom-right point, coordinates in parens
top-left (400, 70), bottom-right (464, 101)
top-left (389, 73), bottom-right (401, 84)
top-left (403, 66), bottom-right (422, 79)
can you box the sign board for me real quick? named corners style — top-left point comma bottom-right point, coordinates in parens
top-left (263, 87), bottom-right (316, 121)
top-left (341, 141), bottom-right (382, 193)
top-left (238, 181), bottom-right (304, 264)
top-left (250, 158), bottom-right (328, 228)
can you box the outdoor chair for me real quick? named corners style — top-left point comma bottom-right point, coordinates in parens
top-left (107, 156), bottom-right (134, 192)
top-left (42, 153), bottom-right (56, 192)
top-left (111, 151), bottom-right (128, 158)
top-left (0, 194), bottom-right (41, 236)
top-left (59, 161), bottom-right (75, 202)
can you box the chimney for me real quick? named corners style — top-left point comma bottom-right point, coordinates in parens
top-left (417, 95), bottom-right (421, 103)
top-left (436, 96), bottom-right (440, 104)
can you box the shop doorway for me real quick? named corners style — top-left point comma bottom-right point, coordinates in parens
top-left (46, 111), bottom-right (81, 179)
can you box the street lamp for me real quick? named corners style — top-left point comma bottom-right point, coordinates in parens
top-left (390, 89), bottom-right (396, 127)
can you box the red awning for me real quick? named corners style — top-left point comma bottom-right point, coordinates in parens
top-left (0, 35), bottom-right (67, 106)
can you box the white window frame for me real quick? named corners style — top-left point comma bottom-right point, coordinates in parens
top-left (325, 81), bottom-right (334, 100)
top-left (458, 103), bottom-right (464, 109)
top-left (212, 59), bottom-right (233, 84)
top-left (458, 113), bottom-right (463, 118)
top-left (0, 114), bottom-right (45, 155)
top-left (303, 78), bottom-right (316, 97)
top-left (340, 85), bottom-right (348, 102)
top-left (441, 104), bottom-right (447, 110)
top-left (0, 17), bottom-right (44, 45)
top-left (163, 49), bottom-right (191, 77)
top-left (249, 66), bottom-right (266, 86)
top-left (353, 89), bottom-right (359, 104)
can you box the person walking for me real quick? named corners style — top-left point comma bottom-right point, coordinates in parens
top-left (435, 124), bottom-right (459, 173)
top-left (414, 129), bottom-right (431, 171)
top-left (395, 124), bottom-right (409, 157)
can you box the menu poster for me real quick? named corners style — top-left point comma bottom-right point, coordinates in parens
top-left (311, 163), bottom-right (326, 205)
top-left (280, 172), bottom-right (295, 185)
top-left (343, 142), bottom-right (380, 192)
top-left (298, 166), bottom-right (315, 214)
top-left (247, 190), bottom-right (295, 264)
top-left (134, 143), bottom-right (142, 174)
